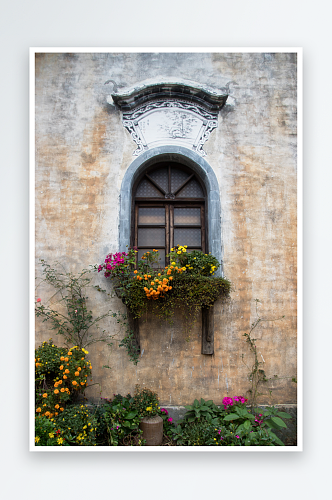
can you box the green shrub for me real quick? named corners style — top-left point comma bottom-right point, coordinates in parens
top-left (172, 396), bottom-right (291, 446)
top-left (94, 396), bottom-right (143, 446)
top-left (54, 404), bottom-right (98, 446)
top-left (35, 415), bottom-right (67, 446)
top-left (35, 340), bottom-right (92, 419)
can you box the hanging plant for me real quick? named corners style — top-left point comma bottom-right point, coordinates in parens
top-left (97, 245), bottom-right (232, 323)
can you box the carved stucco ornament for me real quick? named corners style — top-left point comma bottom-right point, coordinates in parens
top-left (106, 78), bottom-right (228, 157)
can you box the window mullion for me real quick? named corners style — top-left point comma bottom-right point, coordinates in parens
top-left (170, 205), bottom-right (174, 255)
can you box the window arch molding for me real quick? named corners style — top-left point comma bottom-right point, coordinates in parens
top-left (119, 145), bottom-right (223, 275)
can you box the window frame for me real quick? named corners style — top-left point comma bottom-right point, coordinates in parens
top-left (131, 162), bottom-right (207, 267)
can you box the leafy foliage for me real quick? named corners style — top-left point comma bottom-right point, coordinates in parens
top-left (98, 246), bottom-right (232, 325)
top-left (172, 397), bottom-right (291, 446)
top-left (54, 404), bottom-right (98, 446)
top-left (35, 340), bottom-right (92, 417)
top-left (35, 260), bottom-right (123, 349)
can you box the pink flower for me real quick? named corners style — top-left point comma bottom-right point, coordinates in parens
top-left (167, 418), bottom-right (173, 423)
top-left (222, 397), bottom-right (234, 409)
top-left (234, 395), bottom-right (246, 404)
top-left (160, 408), bottom-right (168, 415)
top-left (236, 435), bottom-right (240, 439)
top-left (36, 298), bottom-right (41, 302)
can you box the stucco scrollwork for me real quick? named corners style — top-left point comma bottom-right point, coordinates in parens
top-left (122, 100), bottom-right (219, 157)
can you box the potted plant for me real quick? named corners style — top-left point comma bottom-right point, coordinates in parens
top-left (132, 386), bottom-right (163, 446)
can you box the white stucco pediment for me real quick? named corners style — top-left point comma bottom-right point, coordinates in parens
top-left (106, 78), bottom-right (228, 157)
top-left (122, 100), bottom-right (218, 157)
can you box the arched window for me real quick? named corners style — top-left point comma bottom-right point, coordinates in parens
top-left (131, 161), bottom-right (207, 267)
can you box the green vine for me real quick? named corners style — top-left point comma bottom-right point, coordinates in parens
top-left (98, 245), bottom-right (232, 328)
top-left (241, 299), bottom-right (295, 408)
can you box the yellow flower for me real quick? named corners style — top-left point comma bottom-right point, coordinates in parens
top-left (177, 251), bottom-right (181, 255)
top-left (57, 437), bottom-right (64, 445)
top-left (49, 432), bottom-right (54, 438)
top-left (146, 407), bottom-right (152, 411)
top-left (35, 436), bottom-right (40, 443)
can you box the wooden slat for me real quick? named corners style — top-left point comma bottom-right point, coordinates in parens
top-left (127, 309), bottom-right (140, 354)
top-left (145, 174), bottom-right (166, 195)
top-left (170, 205), bottom-right (174, 251)
top-left (173, 174), bottom-right (195, 196)
top-left (202, 306), bottom-right (214, 355)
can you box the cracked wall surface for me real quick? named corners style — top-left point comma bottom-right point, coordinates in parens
top-left (35, 52), bottom-right (297, 405)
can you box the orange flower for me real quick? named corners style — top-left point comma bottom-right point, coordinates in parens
top-left (60, 388), bottom-right (65, 392)
top-left (134, 270), bottom-right (138, 274)
top-left (55, 404), bottom-right (59, 409)
top-left (36, 408), bottom-right (41, 413)
top-left (68, 352), bottom-right (73, 356)
top-left (45, 411), bottom-right (50, 417)
top-left (54, 389), bottom-right (59, 394)
top-left (78, 367), bottom-right (81, 372)
top-left (42, 393), bottom-right (47, 398)
top-left (54, 382), bottom-right (58, 387)
top-left (80, 382), bottom-right (85, 386)
top-left (63, 375), bottom-right (67, 379)
top-left (64, 358), bottom-right (69, 362)
top-left (60, 408), bottom-right (64, 412)
top-left (75, 372), bottom-right (79, 377)
top-left (59, 365), bottom-right (64, 370)
top-left (55, 412), bottom-right (58, 416)
top-left (60, 356), bottom-right (65, 361)
top-left (72, 381), bottom-right (77, 386)
top-left (58, 380), bottom-right (62, 385)
top-left (65, 369), bottom-right (69, 374)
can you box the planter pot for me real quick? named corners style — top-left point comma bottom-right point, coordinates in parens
top-left (139, 415), bottom-right (163, 446)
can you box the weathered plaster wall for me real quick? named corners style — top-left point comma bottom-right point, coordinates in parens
top-left (35, 52), bottom-right (297, 405)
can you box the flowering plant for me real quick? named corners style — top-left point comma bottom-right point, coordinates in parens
top-left (168, 245), bottom-right (220, 276)
top-left (98, 246), bottom-right (231, 323)
top-left (132, 385), bottom-right (160, 418)
top-left (35, 339), bottom-right (92, 419)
